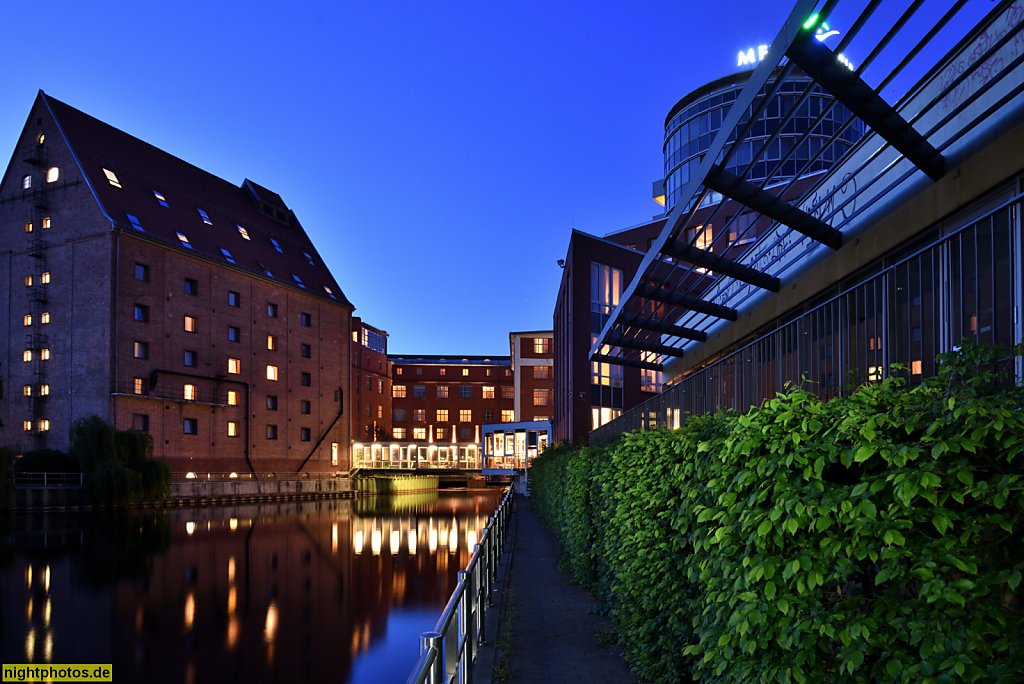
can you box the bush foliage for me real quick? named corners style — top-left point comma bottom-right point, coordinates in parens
top-left (531, 345), bottom-right (1024, 682)
top-left (69, 416), bottom-right (170, 506)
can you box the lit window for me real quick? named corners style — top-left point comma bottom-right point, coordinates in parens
top-left (912, 359), bottom-right (923, 376)
top-left (24, 276), bottom-right (32, 286)
top-left (23, 385), bottom-right (32, 397)
top-left (237, 225), bottom-right (250, 240)
top-left (501, 410), bottom-right (514, 422)
top-left (462, 369), bottom-right (469, 376)
top-left (177, 232), bottom-right (193, 249)
top-left (304, 252), bottom-right (314, 265)
top-left (227, 390), bottom-right (239, 406)
top-left (23, 315), bottom-right (32, 326)
top-left (267, 335), bottom-right (276, 350)
top-left (533, 338), bottom-right (550, 354)
top-left (184, 418), bottom-right (198, 435)
top-left (534, 365), bottom-right (551, 379)
top-left (134, 377), bottom-right (145, 395)
top-left (43, 217), bottom-right (50, 229)
top-left (198, 209), bottom-right (212, 225)
top-left (153, 190), bottom-right (169, 207)
top-left (324, 286), bottom-right (336, 299)
top-left (227, 421), bottom-right (239, 437)
top-left (413, 409), bottom-right (426, 422)
top-left (220, 248), bottom-right (235, 264)
top-left (483, 386), bottom-right (495, 399)
top-left (533, 389), bottom-right (551, 406)
top-left (437, 385), bottom-right (449, 398)
top-left (40, 349), bottom-right (50, 360)
top-left (25, 221), bottom-right (33, 233)
top-left (267, 303), bottom-right (278, 318)
top-left (228, 291), bottom-right (240, 307)
top-left (413, 427), bottom-right (427, 440)
top-left (184, 278), bottom-right (198, 295)
top-left (126, 214), bottom-right (143, 231)
top-left (228, 326), bottom-right (240, 342)
top-left (228, 358), bottom-right (241, 374)
top-left (301, 372), bottom-right (311, 386)
top-left (267, 396), bottom-right (278, 410)
top-left (134, 264), bottom-right (147, 282)
top-left (41, 312), bottom-right (49, 324)
top-left (37, 420), bottom-right (50, 432)
top-left (41, 271), bottom-right (50, 284)
top-left (184, 384), bottom-right (197, 401)
top-left (103, 169), bottom-right (121, 188)
top-left (460, 409), bottom-right (472, 422)
top-left (439, 368), bottom-right (447, 376)
top-left (270, 238), bottom-right (283, 253)
top-left (267, 365), bottom-right (278, 381)
top-left (134, 341), bottom-right (148, 359)
top-left (396, 368), bottom-right (403, 375)
top-left (377, 405), bottom-right (383, 419)
top-left (23, 421), bottom-right (32, 432)
top-left (292, 274), bottom-right (305, 288)
top-left (39, 385), bottom-right (49, 396)
top-left (133, 414), bottom-right (149, 432)
top-left (393, 427), bottom-right (406, 440)
top-left (393, 385), bottom-right (406, 398)
top-left (437, 409), bottom-right (449, 422)
top-left (134, 304), bottom-right (149, 322)
top-left (435, 427), bottom-right (446, 440)
top-left (23, 350), bottom-right (32, 362)
top-left (300, 312), bottom-right (311, 327)
top-left (301, 427), bottom-right (311, 442)
top-left (184, 316), bottom-right (197, 332)
top-left (46, 167), bottom-right (58, 183)
top-left (266, 425), bottom-right (278, 440)
top-left (184, 350), bottom-right (197, 367)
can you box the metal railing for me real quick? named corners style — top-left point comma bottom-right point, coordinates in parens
top-left (406, 485), bottom-right (515, 684)
top-left (15, 472), bottom-right (83, 487)
top-left (171, 471), bottom-right (345, 482)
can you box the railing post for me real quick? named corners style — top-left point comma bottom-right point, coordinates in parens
top-left (459, 568), bottom-right (476, 676)
top-left (420, 631), bottom-right (444, 684)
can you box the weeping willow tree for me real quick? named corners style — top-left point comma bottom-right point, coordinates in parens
top-left (69, 416), bottom-right (171, 506)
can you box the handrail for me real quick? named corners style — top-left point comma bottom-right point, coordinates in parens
top-left (171, 471), bottom-right (345, 482)
top-left (14, 472), bottom-right (84, 487)
top-left (406, 485), bottom-right (516, 684)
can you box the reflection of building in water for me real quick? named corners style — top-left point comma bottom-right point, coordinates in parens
top-left (0, 491), bottom-right (502, 683)
top-left (482, 420), bottom-right (551, 471)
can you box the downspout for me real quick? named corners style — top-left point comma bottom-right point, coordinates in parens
top-left (295, 386), bottom-right (343, 474)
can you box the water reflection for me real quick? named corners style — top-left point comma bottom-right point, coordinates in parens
top-left (0, 488), bottom-right (502, 683)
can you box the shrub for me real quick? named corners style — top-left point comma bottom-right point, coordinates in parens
top-left (69, 416), bottom-right (170, 505)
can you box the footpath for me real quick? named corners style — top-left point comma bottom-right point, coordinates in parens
top-left (476, 493), bottom-right (639, 683)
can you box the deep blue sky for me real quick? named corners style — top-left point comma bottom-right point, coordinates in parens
top-left (1, 0), bottom-right (796, 355)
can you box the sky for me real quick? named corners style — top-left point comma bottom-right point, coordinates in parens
top-left (0, 0), bottom-right (800, 356)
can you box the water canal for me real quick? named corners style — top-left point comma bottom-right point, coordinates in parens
top-left (0, 487), bottom-right (503, 683)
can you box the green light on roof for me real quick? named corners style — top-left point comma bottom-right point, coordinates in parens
top-left (803, 13), bottom-right (819, 29)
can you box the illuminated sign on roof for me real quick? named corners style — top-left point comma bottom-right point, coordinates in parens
top-left (738, 22), bottom-right (853, 70)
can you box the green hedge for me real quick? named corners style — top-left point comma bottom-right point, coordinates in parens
top-left (531, 345), bottom-right (1024, 682)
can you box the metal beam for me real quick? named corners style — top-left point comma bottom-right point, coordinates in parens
top-left (605, 333), bottom-right (687, 359)
top-left (786, 29), bottom-right (944, 181)
top-left (591, 353), bottom-right (663, 372)
top-left (662, 237), bottom-right (782, 291)
top-left (618, 313), bottom-right (707, 342)
top-left (704, 165), bottom-right (843, 250)
top-left (637, 283), bottom-right (739, 321)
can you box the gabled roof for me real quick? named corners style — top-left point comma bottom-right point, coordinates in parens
top-left (41, 91), bottom-right (352, 308)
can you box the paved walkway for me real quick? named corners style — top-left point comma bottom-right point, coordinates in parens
top-left (498, 494), bottom-right (639, 683)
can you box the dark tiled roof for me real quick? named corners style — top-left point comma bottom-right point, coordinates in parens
top-left (388, 355), bottom-right (511, 365)
top-left (43, 92), bottom-right (352, 308)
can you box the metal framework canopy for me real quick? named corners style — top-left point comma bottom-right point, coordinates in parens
top-left (589, 0), bottom-right (1024, 373)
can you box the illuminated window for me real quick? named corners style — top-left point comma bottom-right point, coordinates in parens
top-left (300, 400), bottom-right (311, 414)
top-left (534, 365), bottom-right (551, 379)
top-left (324, 286), bottom-right (336, 299)
top-left (267, 365), bottom-right (278, 381)
top-left (300, 312), bottom-right (311, 327)
top-left (134, 342), bottom-right (148, 359)
top-left (435, 427), bottom-right (446, 440)
top-left (377, 405), bottom-right (383, 419)
top-left (228, 291), bottom-right (240, 307)
top-left (437, 409), bottom-right (449, 422)
top-left (198, 209), bottom-right (212, 225)
top-left (134, 304), bottom-right (148, 322)
top-left (133, 414), bottom-right (149, 432)
top-left (911, 360), bottom-right (922, 376)
top-left (482, 386), bottom-right (495, 399)
top-left (228, 358), bottom-right (241, 374)
top-left (641, 351), bottom-right (662, 392)
top-left (23, 315), bottom-right (32, 326)
top-left (436, 385), bottom-right (449, 398)
top-left (301, 372), bottom-right (311, 386)
top-left (459, 409), bottom-right (472, 422)
top-left (103, 169), bottom-right (121, 188)
top-left (184, 316), bottom-right (197, 332)
top-left (134, 377), bottom-right (145, 395)
top-left (23, 350), bottom-right (32, 362)
top-left (184, 418), bottom-right (198, 434)
top-left (153, 190), bottom-right (169, 207)
top-left (227, 390), bottom-right (239, 406)
top-left (23, 421), bottom-right (32, 432)
top-left (393, 385), bottom-right (406, 398)
top-left (462, 368), bottom-right (469, 377)
top-left (459, 386), bottom-right (471, 399)
top-left (43, 217), bottom-right (51, 229)
top-left (184, 384), bottom-right (197, 401)
top-left (303, 252), bottom-right (314, 265)
top-left (237, 225), bottom-right (250, 240)
top-left (267, 396), bottom-right (278, 410)
top-left (227, 421), bottom-right (239, 437)
top-left (267, 303), bottom-right (278, 318)
top-left (37, 420), bottom-right (50, 432)
top-left (396, 367), bottom-right (403, 375)
top-left (267, 335), bottom-right (276, 350)
top-left (301, 427), bottom-right (311, 442)
top-left (228, 326), bottom-right (240, 342)
top-left (292, 274), bottom-right (305, 288)
top-left (502, 386), bottom-right (514, 400)
top-left (25, 221), bottom-right (33, 233)
top-left (270, 238), bottom-right (283, 253)
top-left (40, 312), bottom-right (49, 324)
top-left (126, 213), bottom-right (143, 231)
top-left (41, 271), bottom-right (50, 284)
top-left (23, 385), bottom-right (32, 397)
top-left (439, 368), bottom-right (447, 376)
top-left (412, 427), bottom-right (427, 440)
top-left (177, 232), bottom-right (193, 249)
top-left (134, 264), bottom-right (148, 281)
top-left (266, 425), bottom-right (278, 440)
top-left (501, 410), bottom-right (514, 422)
top-left (40, 349), bottom-right (50, 360)
top-left (413, 409), bottom-right (426, 422)
top-left (25, 275), bottom-right (32, 286)
top-left (393, 427), bottom-right (406, 439)
top-left (184, 350), bottom-right (197, 367)
top-left (533, 389), bottom-right (550, 406)
top-left (46, 167), bottom-right (59, 183)
top-left (533, 338), bottom-right (550, 354)
top-left (39, 385), bottom-right (49, 396)
top-left (184, 278), bottom-right (198, 295)
top-left (220, 248), bottom-right (235, 264)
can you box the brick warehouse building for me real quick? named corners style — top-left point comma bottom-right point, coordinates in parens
top-left (508, 331), bottom-right (554, 422)
top-left (0, 92), bottom-right (353, 473)
top-left (350, 317), bottom-right (392, 444)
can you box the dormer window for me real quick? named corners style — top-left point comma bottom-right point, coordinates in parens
top-left (237, 225), bottom-right (250, 240)
top-left (198, 209), bottom-right (212, 225)
top-left (177, 232), bottom-right (193, 249)
top-left (220, 247), bottom-right (235, 264)
top-left (257, 261), bottom-right (273, 277)
top-left (292, 274), bottom-right (305, 288)
top-left (270, 238), bottom-right (283, 254)
top-left (103, 169), bottom-right (121, 188)
top-left (153, 190), bottom-right (169, 207)
top-left (324, 286), bottom-right (336, 300)
top-left (304, 252), bottom-right (315, 265)
top-left (126, 214), bottom-right (144, 231)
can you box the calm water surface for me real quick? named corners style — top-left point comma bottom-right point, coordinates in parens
top-left (0, 488), bottom-right (503, 683)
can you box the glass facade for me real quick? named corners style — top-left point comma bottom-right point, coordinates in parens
top-left (663, 74), bottom-right (863, 210)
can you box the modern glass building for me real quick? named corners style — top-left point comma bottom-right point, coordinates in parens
top-left (661, 70), bottom-right (864, 210)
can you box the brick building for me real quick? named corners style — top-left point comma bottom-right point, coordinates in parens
top-left (0, 92), bottom-right (353, 473)
top-left (350, 317), bottom-right (391, 445)
top-left (508, 331), bottom-right (554, 423)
